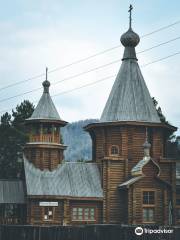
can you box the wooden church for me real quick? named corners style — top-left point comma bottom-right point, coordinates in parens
top-left (0, 6), bottom-right (179, 225)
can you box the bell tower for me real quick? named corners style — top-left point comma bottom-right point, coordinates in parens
top-left (85, 5), bottom-right (177, 224)
top-left (24, 68), bottom-right (67, 170)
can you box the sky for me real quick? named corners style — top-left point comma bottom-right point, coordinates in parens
top-left (0, 0), bottom-right (180, 134)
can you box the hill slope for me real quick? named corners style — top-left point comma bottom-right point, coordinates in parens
top-left (61, 119), bottom-right (98, 161)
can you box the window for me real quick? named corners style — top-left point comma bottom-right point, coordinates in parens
top-left (143, 208), bottom-right (154, 222)
top-left (43, 207), bottom-right (54, 221)
top-left (110, 145), bottom-right (119, 156)
top-left (72, 207), bottom-right (95, 221)
top-left (143, 191), bottom-right (155, 204)
top-left (176, 199), bottom-right (180, 205)
top-left (142, 191), bottom-right (155, 223)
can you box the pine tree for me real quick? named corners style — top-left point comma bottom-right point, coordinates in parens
top-left (0, 100), bottom-right (34, 178)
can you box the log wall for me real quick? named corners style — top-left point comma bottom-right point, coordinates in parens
top-left (24, 145), bottom-right (64, 170)
top-left (89, 124), bottom-right (176, 225)
top-left (27, 199), bottom-right (103, 225)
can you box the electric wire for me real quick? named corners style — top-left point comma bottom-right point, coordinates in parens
top-left (0, 19), bottom-right (180, 92)
top-left (0, 36), bottom-right (180, 104)
top-left (0, 50), bottom-right (180, 114)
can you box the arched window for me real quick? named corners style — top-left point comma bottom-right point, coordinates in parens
top-left (110, 145), bottom-right (119, 156)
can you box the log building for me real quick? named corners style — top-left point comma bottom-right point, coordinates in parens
top-left (0, 6), bottom-right (179, 225)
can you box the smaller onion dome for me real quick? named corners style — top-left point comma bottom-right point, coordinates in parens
top-left (143, 140), bottom-right (151, 149)
top-left (43, 80), bottom-right (50, 93)
top-left (143, 139), bottom-right (151, 157)
top-left (43, 67), bottom-right (50, 93)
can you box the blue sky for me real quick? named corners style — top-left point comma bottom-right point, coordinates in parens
top-left (0, 0), bottom-right (179, 134)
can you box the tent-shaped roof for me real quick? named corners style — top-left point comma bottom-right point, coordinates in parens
top-left (100, 25), bottom-right (160, 123)
top-left (27, 71), bottom-right (63, 122)
top-left (29, 89), bottom-right (61, 121)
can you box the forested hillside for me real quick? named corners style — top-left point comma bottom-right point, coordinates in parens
top-left (61, 119), bottom-right (98, 161)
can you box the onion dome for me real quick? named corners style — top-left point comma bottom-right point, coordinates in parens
top-left (120, 28), bottom-right (140, 47)
top-left (143, 140), bottom-right (151, 150)
top-left (42, 79), bottom-right (50, 93)
top-left (120, 4), bottom-right (140, 60)
top-left (120, 27), bottom-right (140, 60)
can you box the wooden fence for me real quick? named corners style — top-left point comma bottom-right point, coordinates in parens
top-left (0, 224), bottom-right (180, 240)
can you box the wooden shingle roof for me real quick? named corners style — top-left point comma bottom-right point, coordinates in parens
top-left (100, 26), bottom-right (160, 123)
top-left (24, 157), bottom-right (103, 198)
top-left (28, 80), bottom-right (61, 121)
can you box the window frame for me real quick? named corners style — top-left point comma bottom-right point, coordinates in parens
top-left (43, 206), bottom-right (54, 222)
top-left (143, 208), bottom-right (155, 223)
top-left (109, 145), bottom-right (119, 156)
top-left (141, 189), bottom-right (156, 223)
top-left (71, 206), bottom-right (96, 222)
top-left (143, 191), bottom-right (155, 205)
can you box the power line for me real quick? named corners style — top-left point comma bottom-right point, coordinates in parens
top-left (0, 73), bottom-right (45, 92)
top-left (0, 36), bottom-right (180, 104)
top-left (141, 20), bottom-right (180, 38)
top-left (51, 51), bottom-right (180, 97)
top-left (137, 36), bottom-right (180, 54)
top-left (0, 19), bottom-right (180, 92)
top-left (52, 75), bottom-right (116, 97)
top-left (141, 51), bottom-right (180, 67)
top-left (0, 50), bottom-right (180, 115)
top-left (0, 60), bottom-right (120, 103)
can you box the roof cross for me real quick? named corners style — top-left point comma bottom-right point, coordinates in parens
top-left (46, 67), bottom-right (48, 81)
top-left (128, 4), bottom-right (133, 29)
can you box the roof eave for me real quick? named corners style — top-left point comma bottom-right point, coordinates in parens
top-left (118, 176), bottom-right (144, 189)
top-left (25, 118), bottom-right (68, 126)
top-left (26, 195), bottom-right (104, 200)
top-left (84, 120), bottom-right (177, 132)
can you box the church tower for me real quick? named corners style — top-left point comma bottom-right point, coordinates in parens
top-left (85, 5), bottom-right (177, 225)
top-left (24, 68), bottom-right (67, 171)
top-left (23, 69), bottom-right (103, 225)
